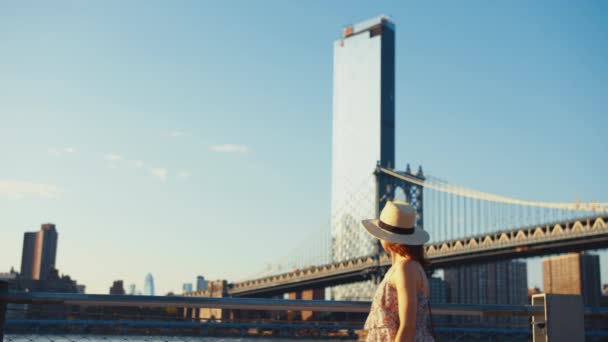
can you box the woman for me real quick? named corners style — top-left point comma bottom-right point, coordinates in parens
top-left (361, 200), bottom-right (435, 342)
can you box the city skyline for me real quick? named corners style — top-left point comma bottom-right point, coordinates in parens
top-left (1, 1), bottom-right (607, 294)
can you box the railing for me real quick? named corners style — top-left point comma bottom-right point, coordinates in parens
top-left (1, 291), bottom-right (548, 316)
top-left (1, 282), bottom-right (607, 341)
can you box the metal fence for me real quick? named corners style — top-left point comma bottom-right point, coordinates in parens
top-left (1, 283), bottom-right (607, 341)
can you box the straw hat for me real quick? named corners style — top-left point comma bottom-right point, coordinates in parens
top-left (361, 201), bottom-right (430, 245)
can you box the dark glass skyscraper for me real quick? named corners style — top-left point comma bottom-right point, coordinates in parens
top-left (444, 261), bottom-right (528, 305)
top-left (20, 232), bottom-right (37, 279)
top-left (444, 261), bottom-right (528, 326)
top-left (20, 223), bottom-right (58, 280)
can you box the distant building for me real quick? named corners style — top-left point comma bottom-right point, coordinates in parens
top-left (0, 270), bottom-right (23, 320)
top-left (543, 253), bottom-right (601, 306)
top-left (8, 268), bottom-right (80, 293)
top-left (144, 273), bottom-right (155, 296)
top-left (128, 283), bottom-right (136, 295)
top-left (3, 268), bottom-right (80, 320)
top-left (110, 280), bottom-right (125, 295)
top-left (429, 276), bottom-right (448, 304)
top-left (182, 283), bottom-right (193, 293)
top-left (444, 261), bottom-right (527, 326)
top-left (0, 270), bottom-right (17, 282)
top-left (444, 261), bottom-right (528, 305)
top-left (20, 224), bottom-right (58, 280)
top-left (13, 225), bottom-right (82, 298)
top-left (196, 276), bottom-right (207, 291)
top-left (20, 232), bottom-right (36, 278)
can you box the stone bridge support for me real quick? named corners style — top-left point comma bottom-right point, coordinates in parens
top-left (182, 280), bottom-right (228, 322)
top-left (288, 288), bottom-right (325, 321)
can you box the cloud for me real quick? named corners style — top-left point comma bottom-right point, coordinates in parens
top-left (168, 131), bottom-right (184, 138)
top-left (105, 154), bottom-right (124, 162)
top-left (48, 147), bottom-right (78, 157)
top-left (210, 144), bottom-right (249, 154)
top-left (104, 154), bottom-right (144, 169)
top-left (0, 180), bottom-right (60, 198)
top-left (103, 153), bottom-right (174, 183)
top-left (177, 171), bottom-right (190, 181)
top-left (162, 130), bottom-right (185, 138)
top-left (150, 168), bottom-right (168, 181)
top-left (128, 160), bottom-right (145, 168)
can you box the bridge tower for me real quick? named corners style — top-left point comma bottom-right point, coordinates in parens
top-left (375, 162), bottom-right (425, 232)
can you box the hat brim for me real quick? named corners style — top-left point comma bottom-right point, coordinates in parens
top-left (361, 219), bottom-right (430, 245)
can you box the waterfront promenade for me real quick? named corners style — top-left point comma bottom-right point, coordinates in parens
top-left (2, 285), bottom-right (608, 341)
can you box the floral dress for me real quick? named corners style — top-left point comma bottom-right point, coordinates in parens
top-left (364, 264), bottom-right (435, 341)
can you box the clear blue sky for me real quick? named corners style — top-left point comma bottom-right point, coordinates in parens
top-left (1, 1), bottom-right (606, 295)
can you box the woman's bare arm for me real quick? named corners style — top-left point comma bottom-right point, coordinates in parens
top-left (394, 260), bottom-right (418, 342)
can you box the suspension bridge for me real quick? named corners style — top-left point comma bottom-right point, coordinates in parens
top-left (228, 164), bottom-right (608, 297)
top-left (207, 15), bottom-right (608, 302)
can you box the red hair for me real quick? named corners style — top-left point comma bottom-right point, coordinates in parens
top-left (384, 242), bottom-right (430, 269)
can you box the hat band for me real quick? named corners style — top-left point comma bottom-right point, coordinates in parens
top-left (379, 220), bottom-right (415, 235)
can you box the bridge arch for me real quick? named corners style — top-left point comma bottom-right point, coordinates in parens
top-left (394, 186), bottom-right (407, 202)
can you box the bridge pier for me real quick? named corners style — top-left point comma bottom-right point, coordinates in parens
top-left (182, 280), bottom-right (228, 322)
top-left (287, 288), bottom-right (324, 321)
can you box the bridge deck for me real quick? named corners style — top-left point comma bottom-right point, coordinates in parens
top-left (229, 216), bottom-right (608, 297)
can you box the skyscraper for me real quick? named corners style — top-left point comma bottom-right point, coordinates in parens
top-left (444, 261), bottom-right (528, 305)
top-left (543, 253), bottom-right (601, 307)
top-left (20, 232), bottom-right (37, 279)
top-left (444, 261), bottom-right (528, 325)
top-left (182, 283), bottom-right (193, 293)
top-left (331, 16), bottom-right (395, 300)
top-left (20, 224), bottom-right (58, 280)
top-left (196, 276), bottom-right (207, 291)
top-left (143, 273), bottom-right (155, 296)
top-left (109, 280), bottom-right (125, 295)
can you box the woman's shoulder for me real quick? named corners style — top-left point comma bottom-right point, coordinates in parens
top-left (391, 259), bottom-right (420, 280)
top-left (390, 259), bottom-right (426, 292)
top-left (394, 258), bottom-right (419, 270)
